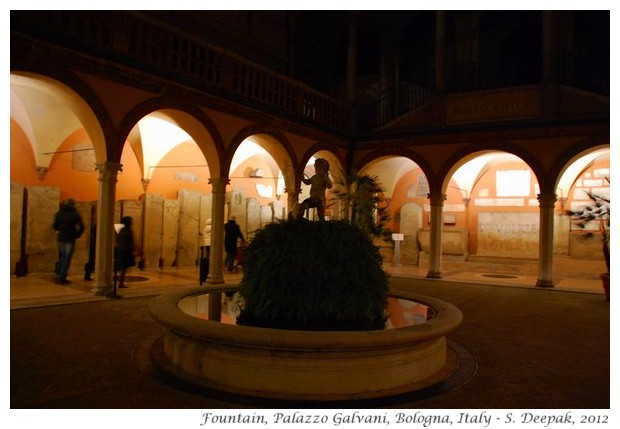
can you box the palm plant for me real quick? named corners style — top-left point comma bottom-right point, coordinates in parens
top-left (566, 183), bottom-right (610, 274)
top-left (330, 169), bottom-right (392, 241)
top-left (236, 220), bottom-right (389, 331)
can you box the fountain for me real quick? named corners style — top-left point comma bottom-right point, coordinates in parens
top-left (148, 285), bottom-right (462, 401)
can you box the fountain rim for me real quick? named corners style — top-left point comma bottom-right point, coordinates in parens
top-left (148, 284), bottom-right (463, 350)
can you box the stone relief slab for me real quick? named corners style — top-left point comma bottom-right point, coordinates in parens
top-left (228, 188), bottom-right (247, 233)
top-left (399, 202), bottom-right (423, 265)
top-left (477, 212), bottom-right (539, 257)
top-left (162, 200), bottom-right (179, 268)
top-left (260, 205), bottom-right (273, 226)
top-left (246, 198), bottom-right (261, 238)
top-left (176, 189), bottom-right (200, 267)
top-left (10, 182), bottom-right (24, 274)
top-left (270, 199), bottom-right (285, 220)
top-left (25, 186), bottom-right (60, 273)
top-left (143, 194), bottom-right (164, 269)
top-left (71, 143), bottom-right (96, 171)
top-left (72, 201), bottom-right (94, 275)
top-left (199, 194), bottom-right (213, 236)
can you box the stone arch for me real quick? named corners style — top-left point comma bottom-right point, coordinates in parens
top-left (550, 136), bottom-right (610, 194)
top-left (226, 124), bottom-right (297, 196)
top-left (354, 147), bottom-right (437, 190)
top-left (439, 147), bottom-right (547, 262)
top-left (353, 151), bottom-right (431, 266)
top-left (438, 142), bottom-right (545, 196)
top-left (552, 143), bottom-right (610, 265)
top-left (9, 71), bottom-right (113, 277)
top-left (118, 100), bottom-right (225, 178)
top-left (298, 145), bottom-right (347, 221)
top-left (354, 149), bottom-right (436, 226)
top-left (300, 145), bottom-right (347, 177)
top-left (10, 72), bottom-right (110, 168)
top-left (108, 103), bottom-right (228, 270)
top-left (299, 145), bottom-right (347, 184)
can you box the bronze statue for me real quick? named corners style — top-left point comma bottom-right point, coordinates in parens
top-left (298, 158), bottom-right (332, 221)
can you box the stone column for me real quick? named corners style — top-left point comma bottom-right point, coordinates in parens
top-left (207, 178), bottom-right (229, 285)
top-left (426, 192), bottom-right (446, 279)
top-left (536, 192), bottom-right (557, 288)
top-left (207, 178), bottom-right (229, 322)
top-left (92, 162), bottom-right (122, 296)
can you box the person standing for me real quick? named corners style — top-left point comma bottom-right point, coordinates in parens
top-left (200, 219), bottom-right (212, 259)
top-left (199, 219), bottom-right (212, 284)
top-left (84, 206), bottom-right (97, 281)
top-left (53, 198), bottom-right (85, 285)
top-left (224, 216), bottom-right (245, 273)
top-left (115, 216), bottom-right (136, 289)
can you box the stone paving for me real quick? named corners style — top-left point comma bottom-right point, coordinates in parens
top-left (9, 270), bottom-right (610, 412)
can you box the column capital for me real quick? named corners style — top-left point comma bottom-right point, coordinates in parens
top-left (208, 177), bottom-right (230, 192)
top-left (94, 162), bottom-right (122, 185)
top-left (427, 192), bottom-right (447, 206)
top-left (95, 161), bottom-right (123, 173)
top-left (537, 192), bottom-right (557, 208)
top-left (285, 187), bottom-right (302, 196)
top-left (35, 166), bottom-right (48, 181)
top-left (141, 178), bottom-right (150, 192)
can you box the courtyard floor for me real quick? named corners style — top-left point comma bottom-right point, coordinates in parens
top-left (7, 260), bottom-right (611, 419)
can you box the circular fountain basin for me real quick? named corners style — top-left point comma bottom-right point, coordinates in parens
top-left (148, 285), bottom-right (462, 401)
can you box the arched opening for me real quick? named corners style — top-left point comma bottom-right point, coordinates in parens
top-left (299, 150), bottom-right (344, 221)
top-left (10, 73), bottom-right (105, 276)
top-left (355, 156), bottom-right (427, 266)
top-left (557, 147), bottom-right (610, 278)
top-left (227, 135), bottom-right (292, 240)
top-left (116, 112), bottom-right (216, 270)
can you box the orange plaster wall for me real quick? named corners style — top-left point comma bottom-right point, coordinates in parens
top-left (115, 146), bottom-right (145, 200)
top-left (11, 123), bottom-right (100, 201)
top-left (389, 169), bottom-right (467, 232)
top-left (128, 142), bottom-right (210, 200)
top-left (389, 169), bottom-right (426, 231)
top-left (10, 119), bottom-right (40, 185)
top-left (45, 129), bottom-right (99, 201)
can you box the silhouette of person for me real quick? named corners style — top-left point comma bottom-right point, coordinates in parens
top-left (53, 198), bottom-right (85, 285)
top-left (115, 216), bottom-right (136, 289)
top-left (199, 219), bottom-right (212, 284)
top-left (298, 158), bottom-right (332, 221)
top-left (84, 206), bottom-right (96, 281)
top-left (224, 216), bottom-right (245, 272)
top-left (200, 218), bottom-right (212, 259)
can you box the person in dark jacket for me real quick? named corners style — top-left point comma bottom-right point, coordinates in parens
top-left (84, 206), bottom-right (97, 281)
top-left (115, 216), bottom-right (136, 289)
top-left (53, 198), bottom-right (85, 284)
top-left (224, 217), bottom-right (245, 272)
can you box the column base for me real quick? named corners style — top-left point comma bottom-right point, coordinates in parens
top-left (208, 292), bottom-right (222, 322)
top-left (206, 275), bottom-right (225, 284)
top-left (426, 271), bottom-right (442, 279)
top-left (91, 284), bottom-right (114, 296)
top-left (535, 279), bottom-right (555, 288)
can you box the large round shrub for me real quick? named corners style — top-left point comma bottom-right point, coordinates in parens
top-left (236, 220), bottom-right (389, 331)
